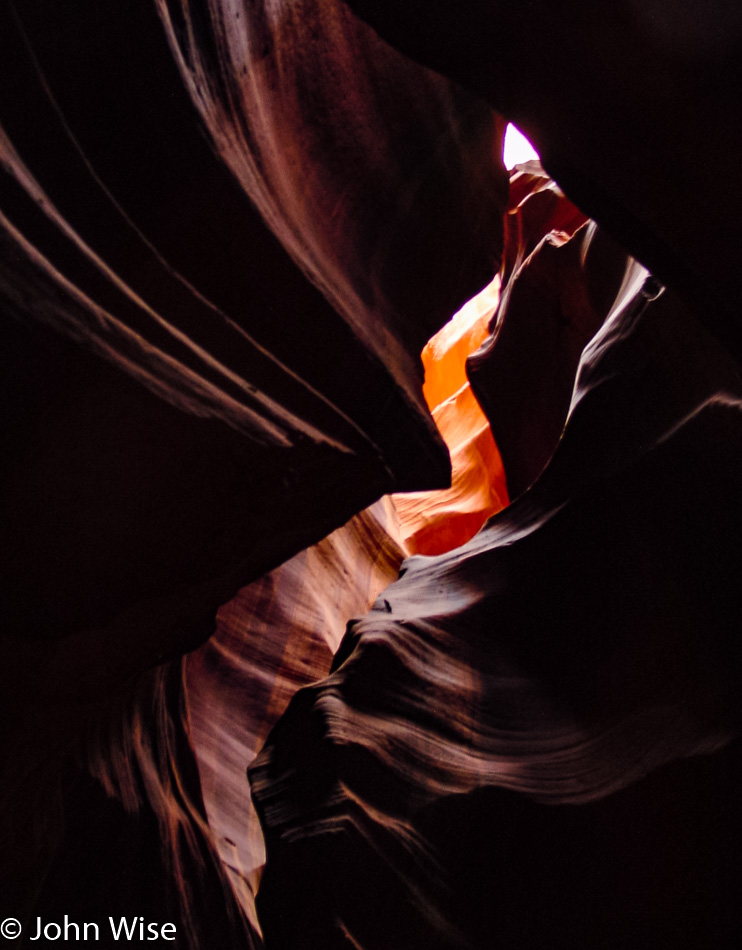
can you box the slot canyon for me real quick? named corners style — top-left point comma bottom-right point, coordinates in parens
top-left (1, 2), bottom-right (741, 947)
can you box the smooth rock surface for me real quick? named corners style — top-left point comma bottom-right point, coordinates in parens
top-left (251, 256), bottom-right (742, 948)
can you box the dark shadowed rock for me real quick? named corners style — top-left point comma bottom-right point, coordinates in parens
top-left (250, 265), bottom-right (742, 948)
top-left (340, 0), bottom-right (742, 362)
top-left (0, 0), bottom-right (509, 676)
top-left (0, 0), bottom-right (507, 936)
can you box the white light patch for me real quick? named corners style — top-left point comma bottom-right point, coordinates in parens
top-left (503, 123), bottom-right (539, 169)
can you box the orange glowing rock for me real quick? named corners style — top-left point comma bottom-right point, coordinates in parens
top-left (393, 279), bottom-right (509, 555)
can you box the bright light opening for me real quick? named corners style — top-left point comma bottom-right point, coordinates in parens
top-left (502, 123), bottom-right (539, 169)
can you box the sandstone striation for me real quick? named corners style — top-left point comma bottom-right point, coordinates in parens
top-left (250, 237), bottom-right (742, 947)
top-left (0, 0), bottom-right (506, 935)
top-left (2, 2), bottom-right (741, 947)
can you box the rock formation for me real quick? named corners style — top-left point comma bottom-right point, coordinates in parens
top-left (185, 498), bottom-right (407, 936)
top-left (2, 1), bottom-right (741, 948)
top-left (340, 0), bottom-right (742, 359)
top-left (251, 228), bottom-right (742, 948)
top-left (0, 2), bottom-right (505, 933)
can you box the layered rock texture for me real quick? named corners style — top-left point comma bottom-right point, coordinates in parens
top-left (2, 1), bottom-right (742, 949)
top-left (185, 498), bottom-right (408, 935)
top-left (0, 1), bottom-right (505, 934)
top-left (250, 209), bottom-right (742, 948)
